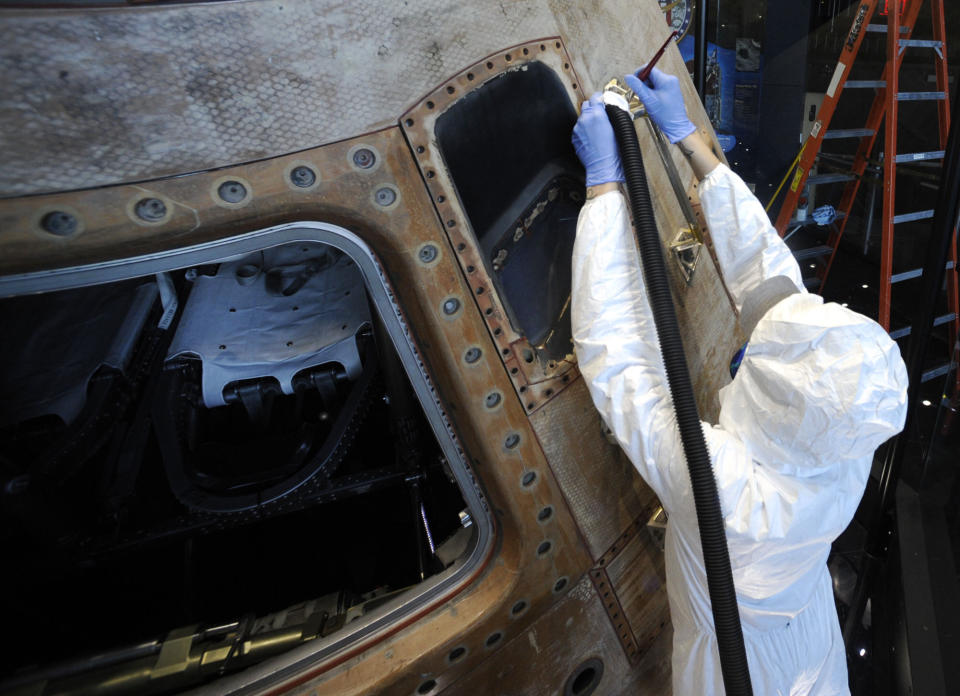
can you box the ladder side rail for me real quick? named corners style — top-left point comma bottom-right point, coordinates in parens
top-left (932, 0), bottom-right (950, 147)
top-left (931, 0), bottom-right (959, 388)
top-left (879, 0), bottom-right (900, 330)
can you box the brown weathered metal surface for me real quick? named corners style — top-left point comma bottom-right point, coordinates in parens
top-left (436, 576), bottom-right (653, 696)
top-left (529, 377), bottom-right (658, 560)
top-left (605, 525), bottom-right (671, 661)
top-left (590, 566), bottom-right (644, 665)
top-left (617, 624), bottom-right (673, 695)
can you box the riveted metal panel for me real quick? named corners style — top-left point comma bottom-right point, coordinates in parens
top-left (528, 377), bottom-right (658, 560)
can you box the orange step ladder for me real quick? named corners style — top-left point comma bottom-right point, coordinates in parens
top-left (773, 0), bottom-right (958, 383)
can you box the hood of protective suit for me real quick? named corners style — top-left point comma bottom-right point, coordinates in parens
top-left (718, 293), bottom-right (908, 475)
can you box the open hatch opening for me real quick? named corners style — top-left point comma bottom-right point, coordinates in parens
top-left (435, 60), bottom-right (583, 364)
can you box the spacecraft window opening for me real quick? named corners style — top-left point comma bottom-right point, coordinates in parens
top-left (0, 227), bottom-right (490, 696)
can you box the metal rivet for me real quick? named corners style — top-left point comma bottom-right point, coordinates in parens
top-left (134, 197), bottom-right (167, 222)
top-left (523, 349), bottom-right (534, 363)
top-left (485, 631), bottom-right (503, 648)
top-left (511, 599), bottom-right (527, 616)
top-left (448, 646), bottom-right (466, 663)
top-left (505, 433), bottom-right (520, 449)
top-left (442, 298), bottom-right (460, 315)
top-left (538, 506), bottom-right (553, 522)
top-left (553, 577), bottom-right (568, 593)
top-left (353, 148), bottom-right (376, 168)
top-left (405, 118), bottom-right (414, 127)
top-left (419, 245), bottom-right (438, 263)
top-left (537, 540), bottom-right (552, 556)
top-left (521, 471), bottom-right (536, 486)
top-left (218, 181), bottom-right (247, 203)
top-left (417, 679), bottom-right (436, 695)
top-left (485, 392), bottom-right (501, 408)
top-left (290, 165), bottom-right (316, 188)
top-left (375, 186), bottom-right (397, 206)
top-left (40, 211), bottom-right (78, 236)
top-left (464, 347), bottom-right (482, 363)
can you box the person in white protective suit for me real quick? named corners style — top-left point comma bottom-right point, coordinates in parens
top-left (570, 66), bottom-right (909, 695)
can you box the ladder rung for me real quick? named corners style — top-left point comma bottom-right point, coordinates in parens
top-left (897, 91), bottom-right (946, 101)
top-left (893, 209), bottom-right (935, 224)
top-left (793, 245), bottom-right (834, 261)
top-left (889, 326), bottom-right (910, 339)
top-left (899, 39), bottom-right (944, 49)
top-left (807, 173), bottom-right (857, 185)
top-left (891, 268), bottom-right (922, 283)
top-left (921, 363), bottom-right (953, 383)
top-left (823, 129), bottom-right (875, 140)
top-left (846, 80), bottom-right (886, 88)
top-left (895, 150), bottom-right (945, 163)
top-left (866, 24), bottom-right (910, 33)
top-left (889, 313), bottom-right (957, 339)
top-left (891, 261), bottom-right (955, 284)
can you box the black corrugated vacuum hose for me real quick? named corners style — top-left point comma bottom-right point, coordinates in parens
top-left (604, 102), bottom-right (753, 696)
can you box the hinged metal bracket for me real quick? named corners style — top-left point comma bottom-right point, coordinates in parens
top-left (670, 227), bottom-right (703, 285)
top-left (646, 505), bottom-right (668, 551)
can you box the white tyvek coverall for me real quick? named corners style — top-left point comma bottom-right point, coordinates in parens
top-left (571, 164), bottom-right (908, 695)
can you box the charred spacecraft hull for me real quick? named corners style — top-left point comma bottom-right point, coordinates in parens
top-left (0, 1), bottom-right (741, 694)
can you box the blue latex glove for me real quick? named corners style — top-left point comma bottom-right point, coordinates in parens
top-left (624, 66), bottom-right (696, 144)
top-left (572, 93), bottom-right (624, 187)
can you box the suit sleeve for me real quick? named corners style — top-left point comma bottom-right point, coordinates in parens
top-left (571, 190), bottom-right (694, 510)
top-left (698, 164), bottom-right (806, 311)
